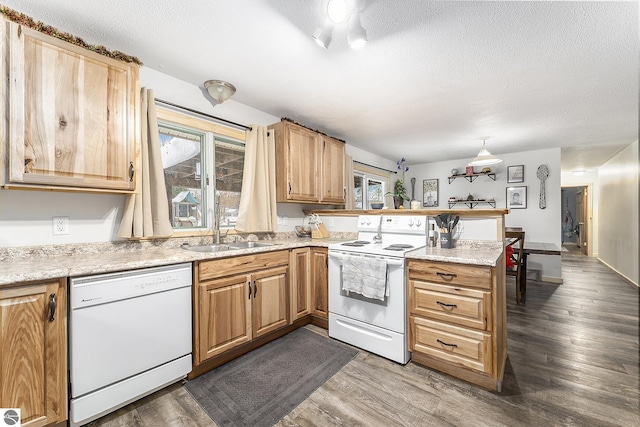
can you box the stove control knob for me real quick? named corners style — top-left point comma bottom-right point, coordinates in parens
top-left (366, 218), bottom-right (371, 225)
top-left (359, 218), bottom-right (366, 225)
top-left (416, 219), bottom-right (422, 227)
top-left (408, 219), bottom-right (414, 226)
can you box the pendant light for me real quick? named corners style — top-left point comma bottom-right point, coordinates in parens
top-left (468, 137), bottom-right (502, 166)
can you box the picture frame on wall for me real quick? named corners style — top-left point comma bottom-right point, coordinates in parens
top-left (507, 165), bottom-right (524, 183)
top-left (423, 179), bottom-right (439, 207)
top-left (506, 186), bottom-right (527, 209)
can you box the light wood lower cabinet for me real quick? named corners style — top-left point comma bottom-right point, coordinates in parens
top-left (408, 256), bottom-right (506, 391)
top-left (289, 248), bottom-right (311, 321)
top-left (0, 279), bottom-right (67, 426)
top-left (310, 247), bottom-right (329, 322)
top-left (194, 251), bottom-right (289, 365)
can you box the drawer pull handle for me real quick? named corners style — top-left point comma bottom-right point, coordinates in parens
top-left (436, 301), bottom-right (457, 309)
top-left (436, 272), bottom-right (457, 278)
top-left (437, 339), bottom-right (457, 348)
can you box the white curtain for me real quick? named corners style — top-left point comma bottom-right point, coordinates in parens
top-left (345, 154), bottom-right (355, 209)
top-left (117, 88), bottom-right (173, 239)
top-left (235, 126), bottom-right (277, 232)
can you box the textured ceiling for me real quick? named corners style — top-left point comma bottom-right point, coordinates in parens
top-left (3, 0), bottom-right (638, 173)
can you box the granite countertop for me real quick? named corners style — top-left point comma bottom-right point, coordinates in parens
top-left (406, 240), bottom-right (504, 267)
top-left (1, 235), bottom-right (504, 287)
top-left (0, 236), bottom-right (345, 287)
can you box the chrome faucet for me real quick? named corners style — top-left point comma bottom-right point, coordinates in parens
top-left (373, 215), bottom-right (383, 244)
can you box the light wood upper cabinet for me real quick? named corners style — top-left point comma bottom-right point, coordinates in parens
top-left (4, 21), bottom-right (139, 192)
top-left (320, 136), bottom-right (346, 204)
top-left (0, 279), bottom-right (67, 426)
top-left (270, 120), bottom-right (345, 205)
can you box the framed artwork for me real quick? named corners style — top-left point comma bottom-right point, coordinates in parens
top-left (423, 179), bottom-right (439, 207)
top-left (507, 165), bottom-right (524, 183)
top-left (506, 186), bottom-right (527, 209)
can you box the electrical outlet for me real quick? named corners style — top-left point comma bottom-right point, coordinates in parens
top-left (277, 216), bottom-right (282, 225)
top-left (53, 217), bottom-right (69, 235)
top-left (282, 216), bottom-right (288, 226)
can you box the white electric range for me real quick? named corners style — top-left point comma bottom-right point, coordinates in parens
top-left (327, 214), bottom-right (428, 364)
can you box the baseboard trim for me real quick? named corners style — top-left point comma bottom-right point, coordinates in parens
top-left (597, 258), bottom-right (639, 288)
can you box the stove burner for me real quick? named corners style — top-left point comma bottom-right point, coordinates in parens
top-left (383, 243), bottom-right (415, 251)
top-left (341, 240), bottom-right (372, 247)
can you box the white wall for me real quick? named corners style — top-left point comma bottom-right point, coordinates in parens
top-left (596, 141), bottom-right (639, 285)
top-left (407, 147), bottom-right (562, 280)
top-left (0, 68), bottom-right (392, 247)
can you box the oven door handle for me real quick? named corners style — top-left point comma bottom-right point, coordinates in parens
top-left (328, 252), bottom-right (404, 267)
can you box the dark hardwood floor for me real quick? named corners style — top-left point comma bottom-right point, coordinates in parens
top-left (89, 254), bottom-right (639, 427)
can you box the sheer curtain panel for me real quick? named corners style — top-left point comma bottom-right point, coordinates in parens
top-left (117, 88), bottom-right (173, 239)
top-left (235, 126), bottom-right (277, 232)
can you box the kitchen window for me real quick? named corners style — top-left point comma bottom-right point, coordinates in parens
top-left (354, 166), bottom-right (390, 210)
top-left (156, 108), bottom-right (245, 231)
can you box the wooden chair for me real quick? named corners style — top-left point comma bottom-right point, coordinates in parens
top-left (506, 229), bottom-right (526, 304)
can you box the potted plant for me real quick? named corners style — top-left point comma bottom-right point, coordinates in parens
top-left (387, 179), bottom-right (409, 209)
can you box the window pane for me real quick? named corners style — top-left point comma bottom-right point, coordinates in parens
top-left (354, 175), bottom-right (363, 209)
top-left (367, 179), bottom-right (384, 209)
top-left (215, 138), bottom-right (244, 228)
top-left (159, 125), bottom-right (206, 228)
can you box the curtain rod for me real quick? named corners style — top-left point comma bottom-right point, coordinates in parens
top-left (353, 160), bottom-right (398, 175)
top-left (155, 98), bottom-right (252, 131)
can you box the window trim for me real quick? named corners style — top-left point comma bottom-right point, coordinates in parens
top-left (353, 164), bottom-right (392, 210)
top-left (156, 106), bottom-right (246, 237)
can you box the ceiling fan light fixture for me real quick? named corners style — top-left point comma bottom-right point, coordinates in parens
top-left (312, 21), bottom-right (333, 48)
top-left (204, 80), bottom-right (236, 105)
top-left (468, 138), bottom-right (502, 166)
top-left (348, 13), bottom-right (367, 48)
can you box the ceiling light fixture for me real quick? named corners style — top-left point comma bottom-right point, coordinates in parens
top-left (313, 0), bottom-right (367, 49)
top-left (312, 21), bottom-right (333, 49)
top-left (468, 137), bottom-right (503, 166)
top-left (203, 80), bottom-right (236, 106)
top-left (347, 13), bottom-right (367, 48)
top-left (572, 169), bottom-right (587, 176)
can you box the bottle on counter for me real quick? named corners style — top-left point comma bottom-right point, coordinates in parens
top-left (429, 224), bottom-right (437, 247)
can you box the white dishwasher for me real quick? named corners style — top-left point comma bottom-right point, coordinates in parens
top-left (69, 263), bottom-right (193, 427)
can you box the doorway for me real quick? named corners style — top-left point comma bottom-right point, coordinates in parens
top-left (561, 186), bottom-right (589, 256)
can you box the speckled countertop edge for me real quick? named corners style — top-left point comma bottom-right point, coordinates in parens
top-left (406, 240), bottom-right (504, 267)
top-left (1, 234), bottom-right (503, 286)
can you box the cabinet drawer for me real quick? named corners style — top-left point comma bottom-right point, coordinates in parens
top-left (199, 250), bottom-right (289, 281)
top-left (408, 260), bottom-right (492, 290)
top-left (410, 316), bottom-right (492, 374)
top-left (409, 281), bottom-right (491, 331)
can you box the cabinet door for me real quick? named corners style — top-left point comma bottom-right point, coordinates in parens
top-left (0, 280), bottom-right (67, 426)
top-left (8, 22), bottom-right (138, 191)
top-left (310, 248), bottom-right (329, 319)
top-left (252, 266), bottom-right (288, 338)
top-left (285, 124), bottom-right (319, 202)
top-left (320, 136), bottom-right (346, 204)
top-left (289, 248), bottom-right (311, 321)
top-left (196, 274), bottom-right (252, 363)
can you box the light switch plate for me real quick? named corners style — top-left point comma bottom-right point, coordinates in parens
top-left (53, 217), bottom-right (69, 235)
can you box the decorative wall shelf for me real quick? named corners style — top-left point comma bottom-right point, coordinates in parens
top-left (448, 200), bottom-right (497, 209)
top-left (448, 172), bottom-right (496, 184)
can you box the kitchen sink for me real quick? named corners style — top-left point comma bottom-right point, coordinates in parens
top-left (181, 244), bottom-right (231, 253)
top-left (228, 241), bottom-right (274, 249)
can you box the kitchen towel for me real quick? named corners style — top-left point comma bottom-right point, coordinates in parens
top-left (341, 255), bottom-right (388, 300)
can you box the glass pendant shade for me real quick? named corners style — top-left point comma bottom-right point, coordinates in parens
top-left (348, 13), bottom-right (368, 48)
top-left (204, 80), bottom-right (236, 104)
top-left (468, 141), bottom-right (502, 166)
